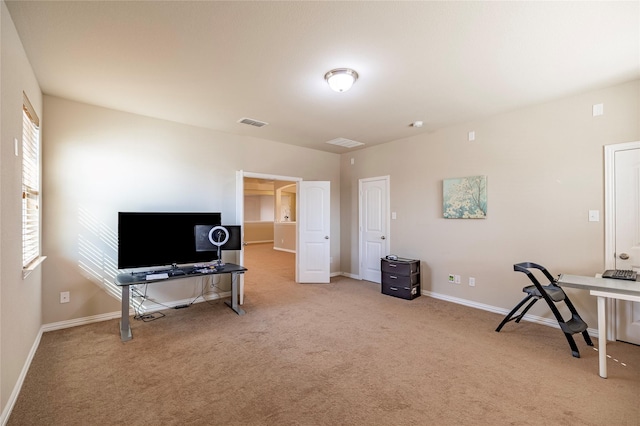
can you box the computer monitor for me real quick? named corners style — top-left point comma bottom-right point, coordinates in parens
top-left (194, 225), bottom-right (242, 252)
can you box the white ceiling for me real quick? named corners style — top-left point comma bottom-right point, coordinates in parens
top-left (5, 1), bottom-right (639, 154)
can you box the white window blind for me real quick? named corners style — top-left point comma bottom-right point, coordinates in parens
top-left (22, 93), bottom-right (40, 268)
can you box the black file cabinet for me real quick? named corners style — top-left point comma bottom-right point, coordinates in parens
top-left (381, 257), bottom-right (421, 300)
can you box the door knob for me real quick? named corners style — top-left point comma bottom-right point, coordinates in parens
top-left (381, 236), bottom-right (386, 240)
top-left (324, 236), bottom-right (329, 239)
top-left (619, 253), bottom-right (630, 260)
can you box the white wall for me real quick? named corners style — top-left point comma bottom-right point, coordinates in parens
top-left (0, 0), bottom-right (43, 417)
top-left (41, 96), bottom-right (341, 324)
top-left (244, 195), bottom-right (274, 221)
top-left (274, 223), bottom-right (296, 252)
top-left (340, 79), bottom-right (640, 328)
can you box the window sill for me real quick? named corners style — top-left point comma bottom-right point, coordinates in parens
top-left (23, 256), bottom-right (47, 279)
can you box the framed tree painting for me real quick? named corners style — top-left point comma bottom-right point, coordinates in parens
top-left (443, 175), bottom-right (487, 219)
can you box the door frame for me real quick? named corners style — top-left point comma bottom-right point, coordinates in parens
top-left (237, 170), bottom-right (302, 285)
top-left (358, 175), bottom-right (391, 281)
top-left (604, 140), bottom-right (640, 340)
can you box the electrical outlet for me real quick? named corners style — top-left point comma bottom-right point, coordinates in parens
top-left (448, 274), bottom-right (455, 283)
top-left (60, 291), bottom-right (70, 303)
top-left (469, 277), bottom-right (476, 287)
top-left (454, 275), bottom-right (461, 284)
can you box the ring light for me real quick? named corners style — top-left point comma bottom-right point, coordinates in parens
top-left (208, 226), bottom-right (229, 267)
top-left (208, 226), bottom-right (229, 246)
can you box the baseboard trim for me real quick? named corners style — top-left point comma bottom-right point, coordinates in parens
top-left (128, 291), bottom-right (229, 315)
top-left (0, 329), bottom-right (43, 426)
top-left (340, 272), bottom-right (360, 280)
top-left (423, 290), bottom-right (598, 338)
top-left (42, 311), bottom-right (124, 333)
top-left (273, 247), bottom-right (295, 254)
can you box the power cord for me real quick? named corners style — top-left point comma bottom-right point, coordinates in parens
top-left (131, 274), bottom-right (229, 317)
top-left (131, 284), bottom-right (167, 322)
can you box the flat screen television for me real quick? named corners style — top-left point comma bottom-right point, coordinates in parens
top-left (118, 212), bottom-right (222, 270)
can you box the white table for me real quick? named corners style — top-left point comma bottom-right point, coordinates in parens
top-left (557, 274), bottom-right (640, 378)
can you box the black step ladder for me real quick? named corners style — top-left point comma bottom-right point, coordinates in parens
top-left (495, 262), bottom-right (594, 358)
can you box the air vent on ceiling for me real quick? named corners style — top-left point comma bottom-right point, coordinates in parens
top-left (238, 117), bottom-right (268, 128)
top-left (326, 137), bottom-right (365, 148)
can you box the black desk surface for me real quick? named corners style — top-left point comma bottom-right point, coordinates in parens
top-left (116, 263), bottom-right (247, 286)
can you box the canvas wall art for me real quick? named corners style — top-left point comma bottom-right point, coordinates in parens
top-left (443, 175), bottom-right (487, 219)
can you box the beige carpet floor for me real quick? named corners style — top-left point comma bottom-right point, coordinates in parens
top-left (8, 243), bottom-right (640, 425)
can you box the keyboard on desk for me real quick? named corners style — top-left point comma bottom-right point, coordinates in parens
top-left (145, 272), bottom-right (169, 280)
top-left (142, 267), bottom-right (213, 280)
top-left (602, 269), bottom-right (637, 281)
top-left (144, 269), bottom-right (187, 280)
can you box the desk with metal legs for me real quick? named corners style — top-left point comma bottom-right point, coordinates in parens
top-left (557, 274), bottom-right (640, 378)
top-left (116, 263), bottom-right (247, 342)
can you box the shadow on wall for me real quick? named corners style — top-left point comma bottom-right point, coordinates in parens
top-left (77, 206), bottom-right (121, 300)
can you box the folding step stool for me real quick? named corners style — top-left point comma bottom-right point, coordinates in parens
top-left (495, 262), bottom-right (594, 358)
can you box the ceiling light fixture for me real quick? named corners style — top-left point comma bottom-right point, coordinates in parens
top-left (324, 68), bottom-right (358, 92)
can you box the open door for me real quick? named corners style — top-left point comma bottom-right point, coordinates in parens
top-left (297, 181), bottom-right (330, 283)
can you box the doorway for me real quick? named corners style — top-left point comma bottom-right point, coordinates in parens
top-left (244, 177), bottom-right (297, 252)
top-left (239, 172), bottom-right (301, 281)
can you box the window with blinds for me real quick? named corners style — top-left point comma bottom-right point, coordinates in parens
top-left (22, 93), bottom-right (40, 269)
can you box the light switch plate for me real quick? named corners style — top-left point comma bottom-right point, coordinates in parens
top-left (592, 103), bottom-right (604, 116)
top-left (588, 210), bottom-right (599, 222)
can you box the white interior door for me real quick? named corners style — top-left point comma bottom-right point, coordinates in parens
top-left (359, 176), bottom-right (390, 283)
top-left (297, 181), bottom-right (330, 283)
top-left (612, 145), bottom-right (640, 344)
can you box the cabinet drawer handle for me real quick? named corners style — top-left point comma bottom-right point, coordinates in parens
top-left (388, 264), bottom-right (397, 267)
top-left (390, 275), bottom-right (397, 279)
top-left (390, 286), bottom-right (398, 291)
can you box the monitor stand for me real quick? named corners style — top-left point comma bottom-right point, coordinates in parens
top-left (216, 246), bottom-right (224, 268)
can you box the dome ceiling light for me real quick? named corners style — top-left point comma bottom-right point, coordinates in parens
top-left (324, 68), bottom-right (359, 92)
